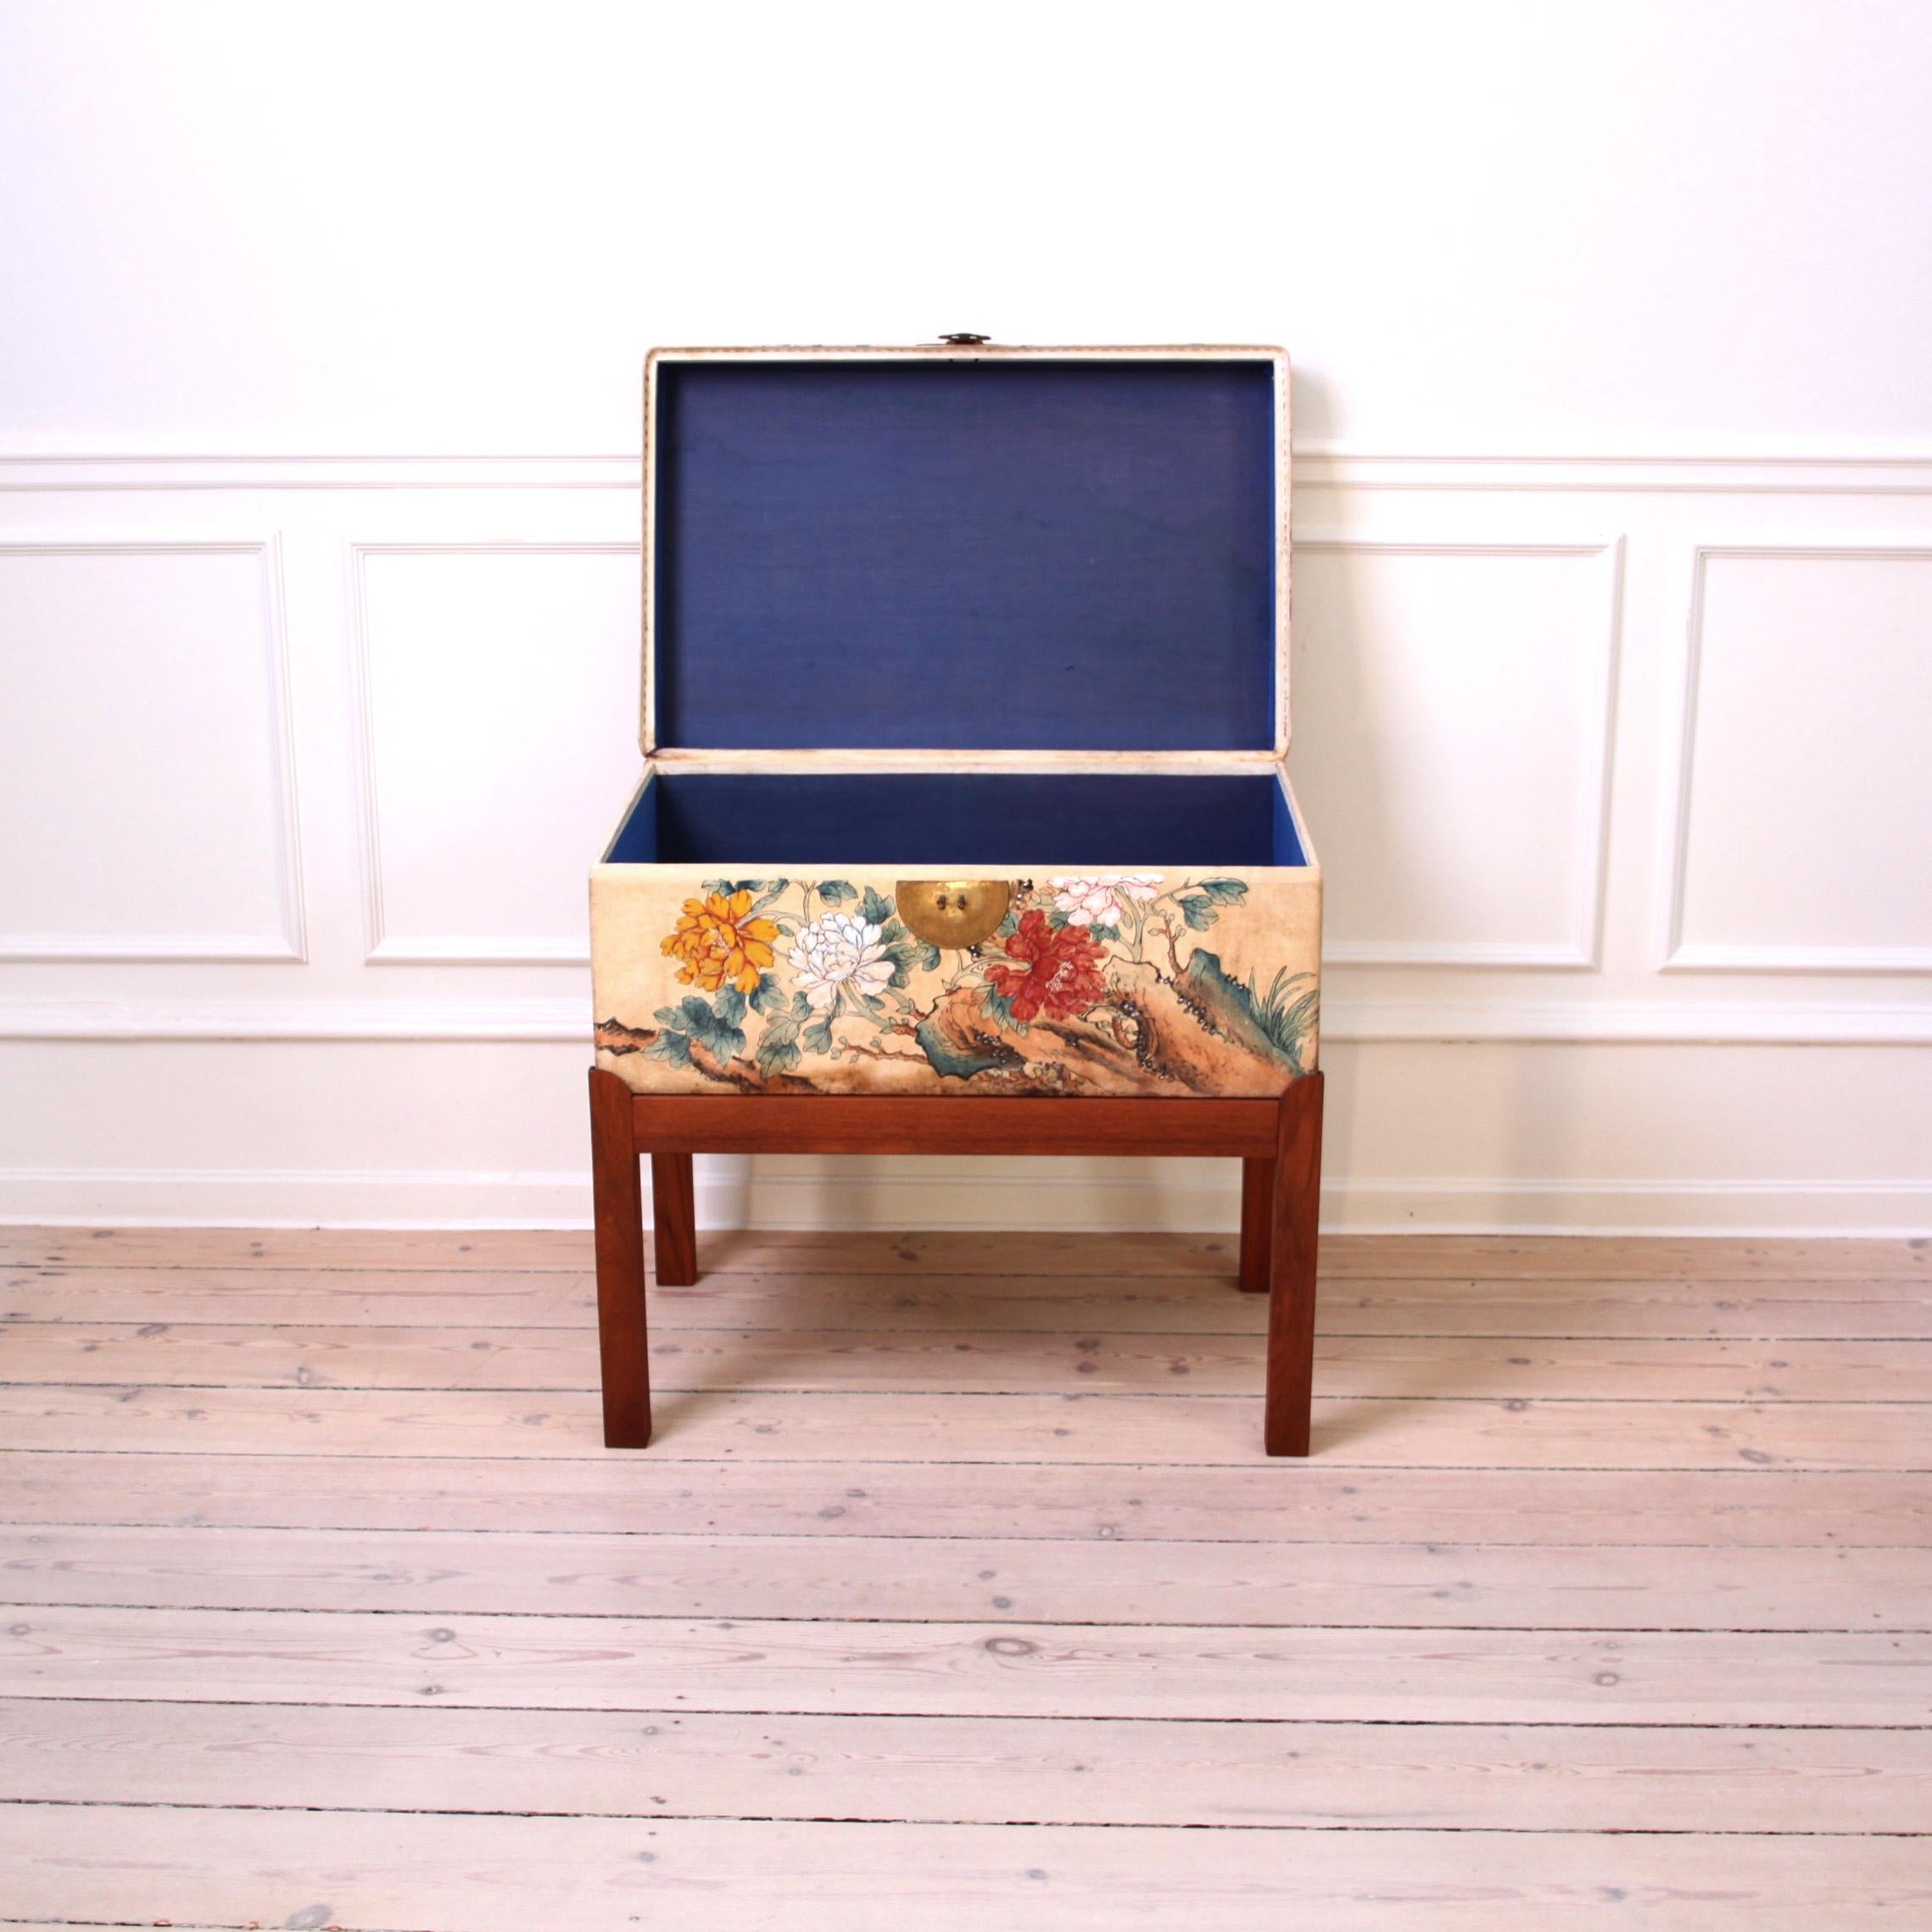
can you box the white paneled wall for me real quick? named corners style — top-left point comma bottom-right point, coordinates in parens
top-left (3, 452), bottom-right (1929, 1230)
top-left (2, 0), bottom-right (1928, 1230)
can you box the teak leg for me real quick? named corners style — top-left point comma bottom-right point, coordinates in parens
top-left (651, 1153), bottom-right (699, 1287)
top-left (1237, 1157), bottom-right (1274, 1293)
top-left (1264, 1071), bottom-right (1325, 1457)
top-left (588, 1081), bottom-right (1320, 1460)
top-left (588, 1066), bottom-right (651, 1448)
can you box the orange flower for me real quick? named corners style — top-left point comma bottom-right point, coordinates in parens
top-left (661, 890), bottom-right (779, 996)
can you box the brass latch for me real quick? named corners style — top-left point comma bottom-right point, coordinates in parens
top-left (895, 879), bottom-right (1011, 949)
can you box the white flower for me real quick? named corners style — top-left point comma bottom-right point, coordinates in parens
top-left (790, 913), bottom-right (895, 1012)
top-left (1048, 873), bottom-right (1164, 928)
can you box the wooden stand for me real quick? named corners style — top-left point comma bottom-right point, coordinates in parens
top-left (588, 1067), bottom-right (1325, 1456)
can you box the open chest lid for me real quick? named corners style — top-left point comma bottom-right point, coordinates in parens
top-left (642, 343), bottom-right (1290, 762)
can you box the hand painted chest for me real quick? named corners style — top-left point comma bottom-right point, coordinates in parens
top-left (586, 341), bottom-right (1325, 1457)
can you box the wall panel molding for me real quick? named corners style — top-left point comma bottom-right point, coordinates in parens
top-left (1658, 542), bottom-right (1932, 975)
top-left (344, 538), bottom-right (640, 967)
top-left (0, 536), bottom-right (306, 963)
top-left (7, 446), bottom-right (1932, 494)
top-left (1293, 535), bottom-right (1624, 970)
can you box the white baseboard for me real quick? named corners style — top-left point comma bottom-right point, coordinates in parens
top-left (0, 1162), bottom-right (1926, 1235)
top-left (0, 1166), bottom-right (598, 1231)
top-left (1323, 1176), bottom-right (1932, 1237)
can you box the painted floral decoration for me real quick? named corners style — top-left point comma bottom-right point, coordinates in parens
top-left (602, 869), bottom-right (1315, 1095)
top-left (790, 913), bottom-right (895, 1013)
top-left (1050, 873), bottom-right (1163, 928)
top-left (984, 909), bottom-right (1110, 1023)
top-left (660, 888), bottom-right (779, 996)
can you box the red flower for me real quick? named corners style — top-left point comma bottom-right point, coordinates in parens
top-left (985, 910), bottom-right (1110, 1023)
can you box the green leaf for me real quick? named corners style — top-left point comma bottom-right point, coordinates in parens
top-left (756, 1037), bottom-right (801, 1078)
top-left (748, 973), bottom-right (785, 1015)
top-left (667, 988), bottom-right (745, 1063)
top-left (1245, 967), bottom-right (1320, 1070)
top-left (644, 1030), bottom-right (693, 1065)
top-left (817, 879), bottom-right (857, 904)
top-left (790, 989), bottom-right (816, 1021)
top-left (706, 1020), bottom-right (747, 1062)
top-left (1179, 893), bottom-right (1219, 931)
top-left (1089, 923), bottom-right (1120, 944)
top-left (1198, 877), bottom-right (1249, 905)
top-left (917, 941), bottom-right (942, 973)
top-left (858, 886), bottom-right (894, 927)
top-left (883, 939), bottom-right (919, 990)
top-left (754, 1013), bottom-right (802, 1079)
top-left (801, 1014), bottom-right (836, 1056)
top-left (653, 1007), bottom-right (684, 1028)
top-left (995, 907), bottom-right (1021, 941)
top-left (980, 983), bottom-right (1027, 1036)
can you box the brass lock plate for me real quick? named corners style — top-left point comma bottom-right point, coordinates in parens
top-left (894, 879), bottom-right (1012, 950)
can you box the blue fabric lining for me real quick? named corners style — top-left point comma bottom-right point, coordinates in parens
top-left (1272, 772), bottom-right (1301, 870)
top-left (653, 358), bottom-right (1276, 751)
top-left (607, 773), bottom-right (1304, 869)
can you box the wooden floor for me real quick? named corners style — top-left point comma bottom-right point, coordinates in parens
top-left (1, 1226), bottom-right (1929, 1929)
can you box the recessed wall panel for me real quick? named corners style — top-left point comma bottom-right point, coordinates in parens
top-left (0, 541), bottom-right (297, 959)
top-left (355, 543), bottom-right (641, 962)
top-left (1672, 548), bottom-right (1932, 969)
top-left (1289, 542), bottom-right (1617, 966)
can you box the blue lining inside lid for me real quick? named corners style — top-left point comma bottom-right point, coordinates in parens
top-left (653, 358), bottom-right (1277, 751)
top-left (606, 773), bottom-right (1304, 868)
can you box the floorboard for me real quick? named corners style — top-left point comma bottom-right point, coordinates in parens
top-left (11, 1265), bottom-right (1930, 1336)
top-left (8, 1698), bottom-right (1930, 1832)
top-left (8, 1522), bottom-right (1927, 1628)
top-left (4, 1225), bottom-right (1929, 1276)
top-left (12, 1321), bottom-right (1932, 1399)
top-left (10, 1450), bottom-right (1929, 1544)
top-left (4, 1806), bottom-right (1929, 1931)
top-left (11, 1604), bottom-right (1929, 1723)
top-left (0, 1226), bottom-right (1926, 1929)
top-left (3, 1382), bottom-right (1923, 1466)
